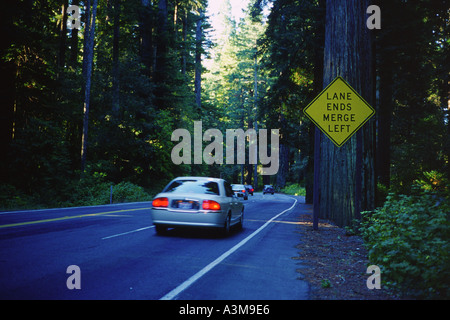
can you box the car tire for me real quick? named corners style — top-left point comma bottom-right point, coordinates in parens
top-left (222, 214), bottom-right (231, 236)
top-left (237, 209), bottom-right (244, 230)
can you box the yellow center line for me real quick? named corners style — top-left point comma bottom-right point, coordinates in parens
top-left (0, 207), bottom-right (152, 229)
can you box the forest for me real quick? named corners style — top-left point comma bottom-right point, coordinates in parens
top-left (0, 0), bottom-right (447, 208)
top-left (0, 0), bottom-right (449, 299)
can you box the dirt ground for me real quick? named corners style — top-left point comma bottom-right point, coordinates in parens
top-left (293, 211), bottom-right (396, 300)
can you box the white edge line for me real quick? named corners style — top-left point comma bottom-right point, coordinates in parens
top-left (102, 226), bottom-right (155, 240)
top-left (159, 198), bottom-right (298, 300)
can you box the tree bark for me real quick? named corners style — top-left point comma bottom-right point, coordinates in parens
top-left (276, 143), bottom-right (289, 189)
top-left (68, 0), bottom-right (79, 69)
top-left (377, 56), bottom-right (392, 189)
top-left (307, 0), bottom-right (325, 205)
top-left (57, 0), bottom-right (68, 74)
top-left (194, 9), bottom-right (204, 109)
top-left (139, 0), bottom-right (153, 76)
top-left (319, 0), bottom-right (375, 227)
top-left (80, 0), bottom-right (98, 173)
top-left (253, 52), bottom-right (259, 190)
top-left (152, 0), bottom-right (169, 109)
top-left (181, 9), bottom-right (187, 75)
top-left (112, 0), bottom-right (120, 117)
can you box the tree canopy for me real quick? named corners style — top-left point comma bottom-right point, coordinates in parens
top-left (1, 0), bottom-right (448, 216)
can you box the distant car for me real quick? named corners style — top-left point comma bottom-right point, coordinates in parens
top-left (245, 185), bottom-right (254, 196)
top-left (231, 184), bottom-right (249, 200)
top-left (263, 185), bottom-right (274, 195)
top-left (151, 177), bottom-right (244, 235)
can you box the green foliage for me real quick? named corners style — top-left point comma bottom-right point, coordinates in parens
top-left (321, 279), bottom-right (332, 289)
top-left (360, 181), bottom-right (450, 299)
top-left (67, 176), bottom-right (112, 207)
top-left (0, 184), bottom-right (40, 211)
top-left (280, 183), bottom-right (306, 196)
top-left (1, 0), bottom-right (448, 224)
top-left (379, 0), bottom-right (450, 194)
top-left (0, 0), bottom-right (210, 209)
top-left (414, 170), bottom-right (449, 193)
top-left (64, 175), bottom-right (152, 207)
top-left (110, 181), bottom-right (152, 203)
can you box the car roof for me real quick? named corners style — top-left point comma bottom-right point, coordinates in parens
top-left (172, 176), bottom-right (224, 182)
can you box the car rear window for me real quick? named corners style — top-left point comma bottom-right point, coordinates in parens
top-left (163, 180), bottom-right (220, 195)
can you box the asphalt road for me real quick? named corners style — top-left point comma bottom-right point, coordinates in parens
top-left (0, 193), bottom-right (310, 300)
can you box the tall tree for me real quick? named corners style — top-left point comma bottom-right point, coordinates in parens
top-left (57, 0), bottom-right (69, 74)
top-left (153, 0), bottom-right (169, 109)
top-left (318, 0), bottom-right (375, 226)
top-left (139, 0), bottom-right (154, 75)
top-left (262, 0), bottom-right (325, 192)
top-left (111, 0), bottom-right (121, 117)
top-left (194, 8), bottom-right (205, 109)
top-left (376, 0), bottom-right (449, 194)
top-left (80, 0), bottom-right (99, 173)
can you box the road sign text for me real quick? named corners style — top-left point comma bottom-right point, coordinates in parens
top-left (303, 77), bottom-right (375, 147)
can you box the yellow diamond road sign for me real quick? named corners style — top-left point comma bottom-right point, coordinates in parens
top-left (304, 76), bottom-right (375, 147)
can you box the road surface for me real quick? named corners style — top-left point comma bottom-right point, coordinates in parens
top-left (0, 193), bottom-right (310, 300)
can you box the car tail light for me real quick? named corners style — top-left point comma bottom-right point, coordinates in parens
top-left (242, 190), bottom-right (246, 193)
top-left (251, 188), bottom-right (254, 192)
top-left (152, 197), bottom-right (168, 207)
top-left (202, 200), bottom-right (221, 210)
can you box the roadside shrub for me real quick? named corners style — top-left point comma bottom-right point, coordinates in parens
top-left (0, 184), bottom-right (38, 210)
top-left (1, 174), bottom-right (152, 210)
top-left (111, 181), bottom-right (152, 203)
top-left (360, 189), bottom-right (450, 299)
top-left (281, 183), bottom-right (306, 196)
top-left (68, 179), bottom-right (152, 206)
top-left (69, 177), bottom-right (111, 206)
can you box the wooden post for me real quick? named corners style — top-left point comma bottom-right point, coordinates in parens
top-left (313, 127), bottom-right (320, 231)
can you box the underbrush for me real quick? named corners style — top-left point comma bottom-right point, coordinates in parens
top-left (281, 183), bottom-right (306, 196)
top-left (0, 177), bottom-right (152, 211)
top-left (359, 179), bottom-right (449, 299)
top-left (65, 179), bottom-right (151, 207)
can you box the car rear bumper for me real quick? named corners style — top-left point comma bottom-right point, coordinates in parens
top-left (151, 208), bottom-right (227, 228)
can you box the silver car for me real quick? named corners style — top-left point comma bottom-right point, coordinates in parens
top-left (151, 177), bottom-right (244, 235)
top-left (231, 184), bottom-right (249, 200)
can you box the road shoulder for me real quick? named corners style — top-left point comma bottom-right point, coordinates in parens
top-left (291, 202), bottom-right (396, 300)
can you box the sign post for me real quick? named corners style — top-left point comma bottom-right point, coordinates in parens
top-left (304, 76), bottom-right (375, 230)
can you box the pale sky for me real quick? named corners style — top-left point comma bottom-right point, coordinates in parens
top-left (206, 0), bottom-right (271, 38)
top-left (207, 0), bottom-right (251, 24)
top-left (204, 0), bottom-right (250, 68)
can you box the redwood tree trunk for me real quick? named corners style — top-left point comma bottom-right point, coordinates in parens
top-left (80, 0), bottom-right (98, 173)
top-left (112, 0), bottom-right (120, 117)
top-left (194, 9), bottom-right (204, 109)
top-left (319, 0), bottom-right (375, 227)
